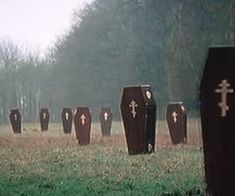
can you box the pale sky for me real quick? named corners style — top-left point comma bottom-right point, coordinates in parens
top-left (0, 0), bottom-right (94, 55)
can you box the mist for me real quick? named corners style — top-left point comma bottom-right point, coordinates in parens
top-left (0, 0), bottom-right (234, 122)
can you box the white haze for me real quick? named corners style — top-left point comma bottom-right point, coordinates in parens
top-left (0, 0), bottom-right (94, 56)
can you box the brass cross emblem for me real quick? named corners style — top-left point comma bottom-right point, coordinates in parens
top-left (172, 111), bottom-right (178, 123)
top-left (14, 114), bottom-right (17, 121)
top-left (43, 113), bottom-right (46, 119)
top-left (65, 112), bottom-right (69, 120)
top-left (80, 114), bottom-right (86, 125)
top-left (214, 79), bottom-right (234, 117)
top-left (129, 100), bottom-right (138, 118)
top-left (104, 112), bottom-right (108, 121)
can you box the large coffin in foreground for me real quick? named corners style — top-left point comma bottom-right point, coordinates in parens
top-left (200, 46), bottom-right (235, 195)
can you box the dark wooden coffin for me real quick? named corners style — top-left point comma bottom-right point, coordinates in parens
top-left (39, 108), bottom-right (49, 131)
top-left (61, 108), bottom-right (73, 134)
top-left (100, 107), bottom-right (112, 136)
top-left (74, 107), bottom-right (91, 145)
top-left (9, 109), bottom-right (21, 133)
top-left (200, 46), bottom-right (235, 195)
top-left (166, 102), bottom-right (187, 145)
top-left (120, 85), bottom-right (156, 155)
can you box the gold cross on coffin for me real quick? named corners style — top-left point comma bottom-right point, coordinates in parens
top-left (172, 111), bottom-right (178, 123)
top-left (129, 100), bottom-right (138, 118)
top-left (214, 79), bottom-right (234, 117)
top-left (104, 112), bottom-right (108, 121)
top-left (14, 114), bottom-right (17, 121)
top-left (65, 112), bottom-right (69, 120)
top-left (80, 114), bottom-right (86, 125)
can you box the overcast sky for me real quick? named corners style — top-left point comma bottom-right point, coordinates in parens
top-left (0, 0), bottom-right (94, 55)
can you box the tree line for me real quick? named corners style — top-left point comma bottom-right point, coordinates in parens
top-left (0, 0), bottom-right (234, 123)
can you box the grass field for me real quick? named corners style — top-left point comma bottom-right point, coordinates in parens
top-left (0, 119), bottom-right (205, 195)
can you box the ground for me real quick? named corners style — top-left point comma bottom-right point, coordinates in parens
top-left (0, 119), bottom-right (205, 195)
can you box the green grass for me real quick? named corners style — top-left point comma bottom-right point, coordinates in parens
top-left (0, 121), bottom-right (205, 195)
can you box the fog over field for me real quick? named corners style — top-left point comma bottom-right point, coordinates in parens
top-left (0, 0), bottom-right (234, 195)
top-left (0, 0), bottom-right (234, 122)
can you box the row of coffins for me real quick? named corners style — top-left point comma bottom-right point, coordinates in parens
top-left (120, 46), bottom-right (235, 195)
top-left (121, 86), bottom-right (187, 155)
top-left (9, 107), bottom-right (113, 144)
top-left (8, 45), bottom-right (235, 195)
top-left (9, 108), bottom-right (51, 133)
top-left (121, 46), bottom-right (235, 195)
top-left (9, 100), bottom-right (186, 149)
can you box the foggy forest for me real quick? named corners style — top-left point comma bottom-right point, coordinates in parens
top-left (0, 0), bottom-right (234, 122)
